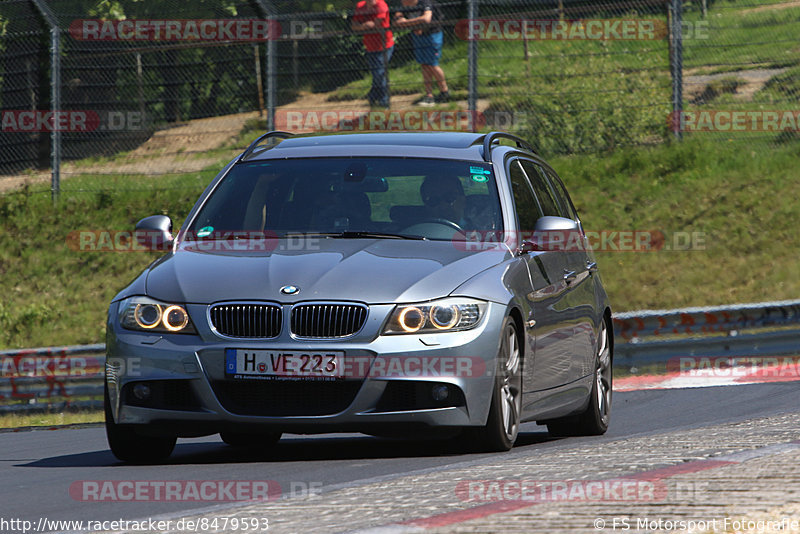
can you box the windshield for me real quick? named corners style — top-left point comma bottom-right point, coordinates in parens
top-left (188, 157), bottom-right (503, 241)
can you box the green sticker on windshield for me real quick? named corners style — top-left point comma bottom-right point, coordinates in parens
top-left (469, 166), bottom-right (491, 175)
top-left (471, 174), bottom-right (488, 183)
top-left (197, 226), bottom-right (214, 237)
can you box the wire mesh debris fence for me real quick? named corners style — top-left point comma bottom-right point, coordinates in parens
top-left (1, 0), bottom-right (798, 200)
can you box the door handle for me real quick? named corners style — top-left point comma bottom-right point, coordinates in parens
top-left (586, 261), bottom-right (598, 273)
top-left (563, 269), bottom-right (577, 283)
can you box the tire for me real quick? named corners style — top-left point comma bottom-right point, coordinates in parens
top-left (466, 317), bottom-right (522, 452)
top-left (105, 384), bottom-right (177, 464)
top-left (220, 431), bottom-right (282, 448)
top-left (547, 318), bottom-right (612, 437)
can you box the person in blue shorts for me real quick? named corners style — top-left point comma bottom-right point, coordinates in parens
top-left (394, 0), bottom-right (449, 106)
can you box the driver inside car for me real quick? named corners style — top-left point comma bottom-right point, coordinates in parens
top-left (420, 175), bottom-right (472, 229)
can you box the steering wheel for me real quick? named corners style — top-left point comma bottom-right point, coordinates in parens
top-left (410, 218), bottom-right (464, 232)
top-left (402, 218), bottom-right (465, 239)
top-left (424, 218), bottom-right (463, 232)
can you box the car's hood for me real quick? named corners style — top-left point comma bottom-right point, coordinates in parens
top-left (145, 238), bottom-right (510, 304)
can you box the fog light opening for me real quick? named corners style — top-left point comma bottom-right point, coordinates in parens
top-left (431, 384), bottom-right (450, 402)
top-left (132, 383), bottom-right (152, 401)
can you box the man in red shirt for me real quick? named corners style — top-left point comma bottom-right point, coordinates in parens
top-left (351, 0), bottom-right (395, 108)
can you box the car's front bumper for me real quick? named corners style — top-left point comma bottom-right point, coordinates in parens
top-left (106, 300), bottom-right (506, 437)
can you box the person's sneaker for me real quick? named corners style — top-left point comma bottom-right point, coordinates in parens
top-left (434, 91), bottom-right (450, 103)
top-left (419, 95), bottom-right (435, 107)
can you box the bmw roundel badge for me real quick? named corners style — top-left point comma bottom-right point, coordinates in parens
top-left (280, 285), bottom-right (300, 295)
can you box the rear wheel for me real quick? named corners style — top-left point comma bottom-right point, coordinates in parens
top-left (547, 319), bottom-right (612, 437)
top-left (220, 431), bottom-right (282, 448)
top-left (466, 317), bottom-right (522, 452)
top-left (105, 384), bottom-right (176, 463)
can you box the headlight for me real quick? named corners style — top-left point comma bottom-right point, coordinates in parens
top-left (119, 297), bottom-right (196, 334)
top-left (383, 298), bottom-right (486, 335)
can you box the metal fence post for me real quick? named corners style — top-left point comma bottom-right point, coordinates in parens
top-left (254, 45), bottom-right (266, 117)
top-left (50, 26), bottom-right (61, 203)
top-left (382, 29), bottom-right (391, 108)
top-left (467, 0), bottom-right (478, 132)
top-left (253, 0), bottom-right (277, 131)
top-left (30, 0), bottom-right (60, 202)
top-left (669, 0), bottom-right (683, 140)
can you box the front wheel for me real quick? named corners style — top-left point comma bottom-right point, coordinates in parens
top-left (547, 319), bottom-right (612, 437)
top-left (105, 384), bottom-right (176, 464)
top-left (466, 317), bottom-right (522, 452)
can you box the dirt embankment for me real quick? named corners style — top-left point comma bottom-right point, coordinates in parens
top-left (1, 90), bottom-right (489, 193)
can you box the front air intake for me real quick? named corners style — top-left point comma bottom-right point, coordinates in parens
top-left (209, 303), bottom-right (282, 338)
top-left (290, 303), bottom-right (368, 338)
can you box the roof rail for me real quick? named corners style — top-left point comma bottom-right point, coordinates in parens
top-left (481, 131), bottom-right (535, 162)
top-left (239, 131), bottom-right (294, 161)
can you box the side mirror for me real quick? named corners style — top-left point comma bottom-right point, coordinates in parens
top-left (517, 216), bottom-right (580, 255)
top-left (534, 215), bottom-right (579, 232)
top-left (134, 215), bottom-right (174, 251)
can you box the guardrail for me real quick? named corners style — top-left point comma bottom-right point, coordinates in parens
top-left (613, 299), bottom-right (800, 367)
top-left (1, 300), bottom-right (799, 413)
top-left (0, 344), bottom-right (104, 414)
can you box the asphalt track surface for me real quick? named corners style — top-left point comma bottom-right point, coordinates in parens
top-left (1, 381), bottom-right (798, 530)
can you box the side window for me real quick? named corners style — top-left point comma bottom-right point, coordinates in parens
top-left (519, 160), bottom-right (561, 218)
top-left (544, 168), bottom-right (579, 221)
top-left (508, 159), bottom-right (542, 231)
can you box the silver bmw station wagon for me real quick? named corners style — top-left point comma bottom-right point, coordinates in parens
top-left (105, 131), bottom-right (613, 462)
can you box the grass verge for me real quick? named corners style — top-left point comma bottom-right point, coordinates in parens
top-left (0, 410), bottom-right (102, 430)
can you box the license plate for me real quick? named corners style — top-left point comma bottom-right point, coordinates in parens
top-left (225, 349), bottom-right (344, 380)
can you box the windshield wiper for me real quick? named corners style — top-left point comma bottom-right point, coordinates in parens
top-left (283, 231), bottom-right (427, 240)
top-left (188, 231), bottom-right (265, 241)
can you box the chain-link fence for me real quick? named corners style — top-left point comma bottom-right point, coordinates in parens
top-left (680, 0), bottom-right (800, 144)
top-left (57, 1), bottom-right (271, 155)
top-left (0, 0), bottom-right (52, 175)
top-left (473, 0), bottom-right (672, 154)
top-left (1, 0), bottom-right (799, 200)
